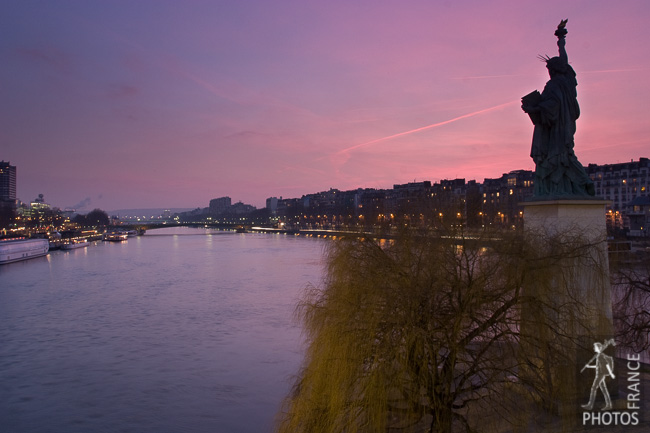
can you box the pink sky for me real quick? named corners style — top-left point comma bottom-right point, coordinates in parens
top-left (1, 0), bottom-right (649, 211)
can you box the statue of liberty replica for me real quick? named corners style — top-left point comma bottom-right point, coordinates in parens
top-left (521, 20), bottom-right (596, 198)
top-left (520, 21), bottom-right (613, 425)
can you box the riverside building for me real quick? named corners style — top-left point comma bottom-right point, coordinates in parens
top-left (0, 161), bottom-right (17, 227)
top-left (587, 158), bottom-right (650, 234)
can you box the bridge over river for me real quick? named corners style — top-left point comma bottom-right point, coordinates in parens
top-left (112, 222), bottom-right (504, 245)
top-left (113, 222), bottom-right (371, 238)
top-left (115, 221), bottom-right (248, 232)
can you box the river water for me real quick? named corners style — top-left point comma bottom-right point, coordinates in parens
top-left (0, 227), bottom-right (326, 433)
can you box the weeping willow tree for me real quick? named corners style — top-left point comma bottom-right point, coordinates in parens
top-left (276, 228), bottom-right (609, 433)
top-left (516, 226), bottom-right (613, 428)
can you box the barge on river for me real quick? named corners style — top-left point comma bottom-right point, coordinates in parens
top-left (0, 239), bottom-right (49, 264)
top-left (61, 239), bottom-right (90, 250)
top-left (104, 232), bottom-right (128, 242)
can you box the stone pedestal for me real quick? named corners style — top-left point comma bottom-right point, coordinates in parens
top-left (521, 199), bottom-right (613, 421)
top-left (524, 199), bottom-right (610, 242)
top-left (523, 199), bottom-right (613, 333)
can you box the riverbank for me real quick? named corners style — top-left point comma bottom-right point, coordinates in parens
top-left (249, 226), bottom-right (376, 238)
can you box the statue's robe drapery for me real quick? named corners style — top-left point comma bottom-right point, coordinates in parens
top-left (530, 73), bottom-right (593, 197)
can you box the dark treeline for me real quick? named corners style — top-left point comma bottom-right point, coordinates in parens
top-left (73, 208), bottom-right (110, 227)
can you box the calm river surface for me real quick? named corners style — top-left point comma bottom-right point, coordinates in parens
top-left (0, 227), bottom-right (326, 433)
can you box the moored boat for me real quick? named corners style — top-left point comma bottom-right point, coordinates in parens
top-left (104, 232), bottom-right (128, 242)
top-left (61, 239), bottom-right (90, 250)
top-left (0, 238), bottom-right (49, 264)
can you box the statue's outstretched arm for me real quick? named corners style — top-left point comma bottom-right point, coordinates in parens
top-left (557, 36), bottom-right (568, 64)
top-left (555, 20), bottom-right (568, 64)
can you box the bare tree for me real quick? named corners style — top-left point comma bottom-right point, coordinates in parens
top-left (611, 250), bottom-right (650, 354)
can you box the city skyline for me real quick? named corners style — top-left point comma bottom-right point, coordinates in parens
top-left (2, 1), bottom-right (650, 211)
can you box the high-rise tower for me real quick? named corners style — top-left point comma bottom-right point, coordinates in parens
top-left (0, 161), bottom-right (17, 226)
top-left (0, 161), bottom-right (17, 202)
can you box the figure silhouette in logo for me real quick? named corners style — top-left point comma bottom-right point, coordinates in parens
top-left (580, 338), bottom-right (615, 410)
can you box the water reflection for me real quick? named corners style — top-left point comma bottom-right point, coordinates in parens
top-left (0, 228), bottom-right (325, 433)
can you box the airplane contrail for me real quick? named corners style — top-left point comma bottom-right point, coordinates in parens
top-left (581, 68), bottom-right (644, 75)
top-left (452, 74), bottom-right (529, 80)
top-left (334, 100), bottom-right (518, 156)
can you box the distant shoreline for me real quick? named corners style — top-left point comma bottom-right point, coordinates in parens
top-left (108, 208), bottom-right (193, 217)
